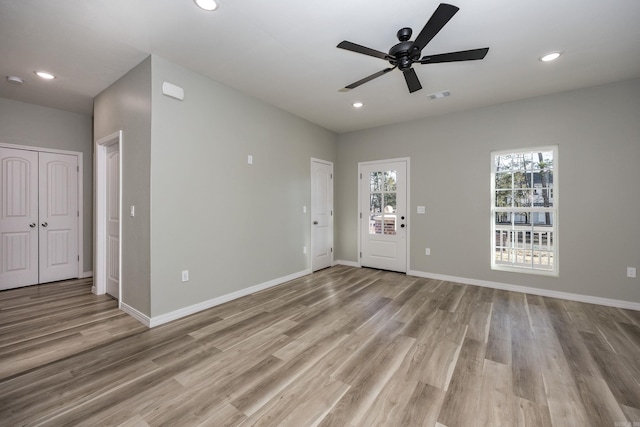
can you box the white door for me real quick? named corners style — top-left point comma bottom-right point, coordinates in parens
top-left (311, 159), bottom-right (333, 271)
top-left (38, 152), bottom-right (79, 283)
top-left (360, 159), bottom-right (408, 273)
top-left (106, 143), bottom-right (120, 298)
top-left (0, 148), bottom-right (39, 289)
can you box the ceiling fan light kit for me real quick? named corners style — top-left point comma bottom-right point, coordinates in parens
top-left (337, 3), bottom-right (489, 94)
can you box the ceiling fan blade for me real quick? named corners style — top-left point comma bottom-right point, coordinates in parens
top-left (420, 47), bottom-right (489, 64)
top-left (403, 68), bottom-right (422, 93)
top-left (343, 67), bottom-right (396, 90)
top-left (411, 3), bottom-right (459, 53)
top-left (337, 41), bottom-right (389, 60)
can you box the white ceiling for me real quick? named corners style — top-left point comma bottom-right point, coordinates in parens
top-left (1, 0), bottom-right (639, 133)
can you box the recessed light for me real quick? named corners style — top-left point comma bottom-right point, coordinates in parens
top-left (35, 71), bottom-right (55, 80)
top-left (7, 76), bottom-right (24, 85)
top-left (194, 0), bottom-right (218, 11)
top-left (353, 102), bottom-right (364, 108)
top-left (540, 52), bottom-right (562, 62)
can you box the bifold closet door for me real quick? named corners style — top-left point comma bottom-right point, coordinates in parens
top-left (0, 147), bottom-right (78, 290)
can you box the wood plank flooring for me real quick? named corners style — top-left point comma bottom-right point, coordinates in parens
top-left (0, 266), bottom-right (639, 426)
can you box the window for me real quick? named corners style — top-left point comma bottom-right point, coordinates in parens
top-left (491, 147), bottom-right (557, 275)
top-left (368, 170), bottom-right (398, 235)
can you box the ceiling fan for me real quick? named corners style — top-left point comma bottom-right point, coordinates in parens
top-left (337, 3), bottom-right (489, 94)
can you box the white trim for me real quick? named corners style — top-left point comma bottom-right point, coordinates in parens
top-left (121, 302), bottom-right (151, 328)
top-left (94, 131), bottom-right (122, 305)
top-left (0, 142), bottom-right (84, 281)
top-left (310, 158), bottom-right (334, 272)
top-left (148, 268), bottom-right (312, 328)
top-left (407, 269), bottom-right (640, 311)
top-left (335, 260), bottom-right (361, 268)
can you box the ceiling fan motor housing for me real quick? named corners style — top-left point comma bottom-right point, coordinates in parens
top-left (389, 39), bottom-right (419, 70)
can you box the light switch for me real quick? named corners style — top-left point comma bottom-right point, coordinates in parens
top-left (417, 206), bottom-right (426, 214)
top-left (130, 205), bottom-right (135, 217)
top-left (247, 155), bottom-right (253, 165)
top-left (303, 205), bottom-right (307, 213)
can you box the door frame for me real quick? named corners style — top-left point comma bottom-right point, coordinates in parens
top-left (94, 131), bottom-right (122, 303)
top-left (357, 157), bottom-right (411, 272)
top-left (0, 142), bottom-right (84, 281)
top-left (310, 158), bottom-right (334, 272)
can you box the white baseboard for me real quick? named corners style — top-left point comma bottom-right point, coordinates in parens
top-left (407, 269), bottom-right (640, 311)
top-left (121, 302), bottom-right (151, 327)
top-left (80, 271), bottom-right (93, 279)
top-left (335, 260), bottom-right (360, 268)
top-left (147, 268), bottom-right (312, 328)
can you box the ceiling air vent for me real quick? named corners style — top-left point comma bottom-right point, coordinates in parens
top-left (427, 90), bottom-right (451, 100)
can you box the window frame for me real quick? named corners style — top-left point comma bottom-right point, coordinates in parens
top-left (490, 146), bottom-right (559, 276)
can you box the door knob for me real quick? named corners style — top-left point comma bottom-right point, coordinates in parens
top-left (29, 223), bottom-right (36, 228)
top-left (41, 222), bottom-right (48, 227)
top-left (313, 221), bottom-right (319, 225)
top-left (401, 224), bottom-right (405, 228)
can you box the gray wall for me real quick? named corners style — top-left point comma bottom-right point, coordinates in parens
top-left (0, 97), bottom-right (93, 274)
top-left (336, 78), bottom-right (640, 303)
top-left (94, 57), bottom-right (152, 315)
top-left (149, 56), bottom-right (338, 316)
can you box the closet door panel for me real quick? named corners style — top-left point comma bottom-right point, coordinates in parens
top-left (38, 152), bottom-right (78, 283)
top-left (0, 148), bottom-right (39, 289)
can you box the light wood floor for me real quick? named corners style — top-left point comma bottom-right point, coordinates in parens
top-left (1, 266), bottom-right (639, 426)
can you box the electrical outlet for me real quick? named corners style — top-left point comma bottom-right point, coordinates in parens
top-left (181, 270), bottom-right (189, 282)
top-left (628, 267), bottom-right (637, 278)
top-left (247, 155), bottom-right (253, 165)
top-left (303, 246), bottom-right (307, 254)
top-left (425, 248), bottom-right (431, 256)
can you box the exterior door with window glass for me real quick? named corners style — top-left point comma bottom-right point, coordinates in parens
top-left (360, 160), bottom-right (407, 272)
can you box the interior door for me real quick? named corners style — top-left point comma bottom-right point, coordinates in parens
top-left (106, 143), bottom-right (120, 298)
top-left (0, 147), bottom-right (39, 289)
top-left (38, 152), bottom-right (79, 283)
top-left (360, 160), bottom-right (407, 272)
top-left (311, 159), bottom-right (333, 271)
